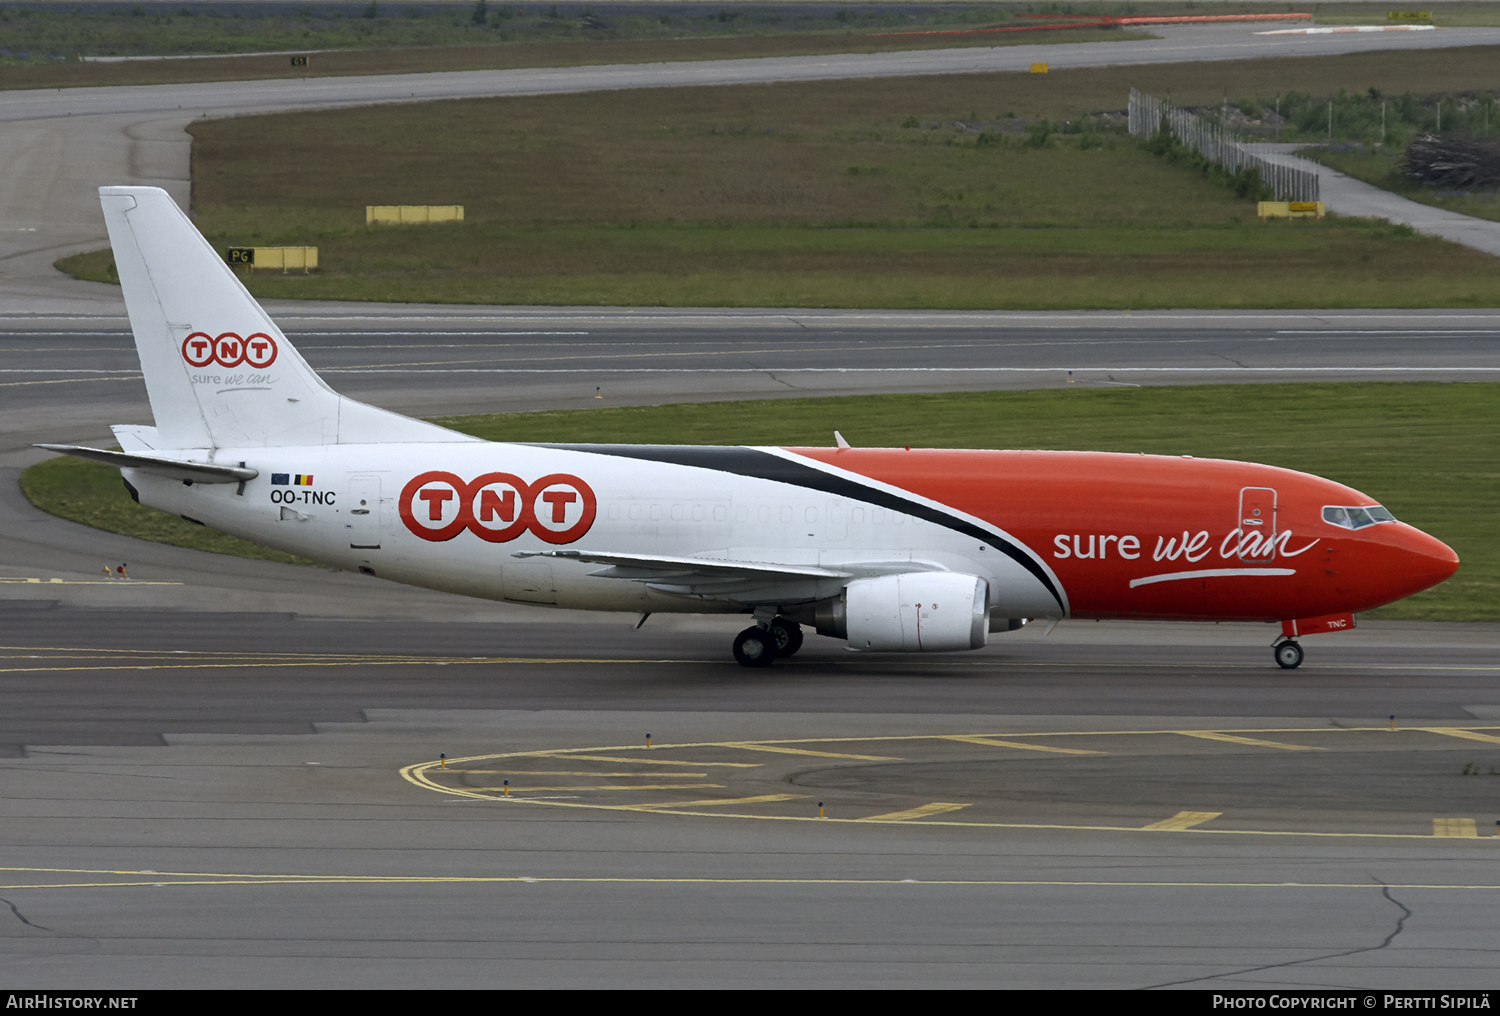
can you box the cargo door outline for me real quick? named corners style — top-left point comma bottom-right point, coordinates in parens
top-left (348, 475), bottom-right (382, 549)
top-left (1237, 486), bottom-right (1277, 562)
top-left (503, 557), bottom-right (557, 604)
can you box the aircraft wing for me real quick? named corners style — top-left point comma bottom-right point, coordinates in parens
top-left (34, 444), bottom-right (258, 484)
top-left (515, 549), bottom-right (855, 601)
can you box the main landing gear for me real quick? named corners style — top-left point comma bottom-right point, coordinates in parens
top-left (732, 617), bottom-right (803, 668)
top-left (1273, 639), bottom-right (1304, 670)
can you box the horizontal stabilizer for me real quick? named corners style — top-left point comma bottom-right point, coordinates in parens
top-left (35, 444), bottom-right (257, 484)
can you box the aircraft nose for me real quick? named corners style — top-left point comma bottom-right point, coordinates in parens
top-left (1396, 525), bottom-right (1460, 597)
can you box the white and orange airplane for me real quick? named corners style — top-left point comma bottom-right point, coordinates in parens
top-left (41, 187), bottom-right (1459, 668)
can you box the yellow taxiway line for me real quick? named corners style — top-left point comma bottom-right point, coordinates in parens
top-left (8, 865), bottom-right (1500, 893)
top-left (402, 724), bottom-right (1500, 842)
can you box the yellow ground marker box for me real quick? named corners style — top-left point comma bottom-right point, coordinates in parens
top-left (227, 246), bottom-right (318, 272)
top-left (252, 246), bottom-right (318, 272)
top-left (1257, 201), bottom-right (1325, 219)
top-left (1029, 62), bottom-right (1049, 74)
top-left (366, 205), bottom-right (465, 225)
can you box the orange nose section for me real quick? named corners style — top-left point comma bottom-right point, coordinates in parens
top-left (1397, 525), bottom-right (1460, 598)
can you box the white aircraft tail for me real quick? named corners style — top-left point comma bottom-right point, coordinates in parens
top-left (99, 186), bottom-right (472, 451)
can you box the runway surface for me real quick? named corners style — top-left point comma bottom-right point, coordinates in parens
top-left (3, 312), bottom-right (1500, 987)
top-left (6, 310), bottom-right (1500, 447)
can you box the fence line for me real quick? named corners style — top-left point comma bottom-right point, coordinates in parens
top-left (1127, 88), bottom-right (1320, 202)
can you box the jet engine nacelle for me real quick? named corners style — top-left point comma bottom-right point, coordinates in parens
top-left (844, 572), bottom-right (989, 652)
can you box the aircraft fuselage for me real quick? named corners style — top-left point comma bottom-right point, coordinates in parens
top-left (126, 441), bottom-right (1457, 627)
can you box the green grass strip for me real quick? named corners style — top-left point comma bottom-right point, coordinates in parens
top-left (22, 383), bottom-right (1496, 619)
top-left (20, 456), bottom-right (309, 567)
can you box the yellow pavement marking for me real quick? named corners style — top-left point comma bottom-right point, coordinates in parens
top-left (1420, 728), bottom-right (1500, 746)
top-left (0, 656), bottom-right (671, 674)
top-left (1434, 818), bottom-right (1479, 838)
top-left (851, 660), bottom-right (1500, 672)
top-left (1176, 731), bottom-right (1323, 751)
top-left (0, 645), bottom-right (441, 658)
top-left (417, 725), bottom-right (1500, 752)
top-left (719, 742), bottom-right (899, 761)
top-left (400, 725), bottom-right (1500, 841)
top-left (534, 754), bottom-right (761, 768)
top-left (474, 784), bottom-right (721, 792)
top-left (13, 865), bottom-right (1500, 892)
top-left (1143, 811), bottom-right (1223, 831)
top-left (531, 800), bottom-right (1500, 841)
top-left (858, 802), bottom-right (971, 822)
top-left (628, 794), bottom-right (806, 811)
top-left (942, 734), bottom-right (1102, 755)
top-left (0, 578), bottom-right (184, 585)
top-left (459, 770), bottom-right (711, 777)
top-left (0, 646), bottom-right (707, 669)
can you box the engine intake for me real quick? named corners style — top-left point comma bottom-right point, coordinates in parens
top-left (841, 572), bottom-right (989, 653)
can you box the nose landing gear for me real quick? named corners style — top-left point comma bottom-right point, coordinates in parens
top-left (1274, 639), bottom-right (1304, 669)
top-left (732, 617), bottom-right (804, 667)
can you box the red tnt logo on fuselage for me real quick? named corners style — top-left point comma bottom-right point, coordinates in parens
top-left (182, 331), bottom-right (278, 369)
top-left (399, 471), bottom-right (596, 545)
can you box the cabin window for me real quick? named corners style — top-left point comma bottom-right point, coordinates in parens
top-left (851, 507), bottom-right (865, 524)
top-left (714, 505), bottom-right (727, 522)
top-left (629, 503), bottom-right (642, 520)
top-left (671, 504), bottom-right (684, 521)
top-left (607, 503), bottom-right (620, 520)
top-left (1323, 504), bottom-right (1395, 530)
top-left (692, 505), bottom-right (705, 522)
top-left (649, 504), bottom-right (663, 520)
top-left (804, 507), bottom-right (818, 523)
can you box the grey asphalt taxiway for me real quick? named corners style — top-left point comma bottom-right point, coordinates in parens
top-left (4, 310), bottom-right (1500, 988)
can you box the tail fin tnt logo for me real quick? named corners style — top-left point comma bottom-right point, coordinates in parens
top-left (399, 471), bottom-right (596, 545)
top-left (182, 331), bottom-right (278, 369)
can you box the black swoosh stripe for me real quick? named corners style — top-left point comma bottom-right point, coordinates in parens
top-left (534, 443), bottom-right (1063, 611)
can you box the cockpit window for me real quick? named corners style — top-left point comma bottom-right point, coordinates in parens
top-left (1323, 504), bottom-right (1395, 530)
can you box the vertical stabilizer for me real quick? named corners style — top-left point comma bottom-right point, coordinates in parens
top-left (99, 186), bottom-right (473, 451)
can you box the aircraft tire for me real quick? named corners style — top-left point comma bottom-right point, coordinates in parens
top-left (770, 618), bottom-right (804, 657)
top-left (1274, 640), bottom-right (1304, 669)
top-left (733, 626), bottom-right (778, 668)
